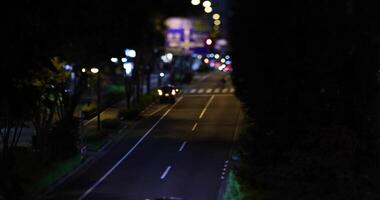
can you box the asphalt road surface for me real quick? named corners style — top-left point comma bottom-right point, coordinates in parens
top-left (47, 71), bottom-right (242, 200)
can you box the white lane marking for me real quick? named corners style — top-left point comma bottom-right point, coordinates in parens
top-left (190, 89), bottom-right (196, 93)
top-left (78, 97), bottom-right (183, 200)
top-left (206, 88), bottom-right (212, 93)
top-left (230, 88), bottom-right (235, 93)
top-left (84, 117), bottom-right (97, 126)
top-left (192, 123), bottom-right (198, 131)
top-left (199, 95), bottom-right (215, 119)
top-left (222, 88), bottom-right (229, 93)
top-left (147, 105), bottom-right (168, 117)
top-left (179, 141), bottom-right (187, 152)
top-left (160, 166), bottom-right (172, 179)
top-left (198, 88), bottom-right (204, 93)
top-left (184, 94), bottom-right (234, 97)
top-left (214, 88), bottom-right (220, 93)
top-left (200, 74), bottom-right (211, 81)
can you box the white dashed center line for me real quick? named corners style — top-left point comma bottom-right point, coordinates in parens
top-left (160, 166), bottom-right (172, 179)
top-left (179, 141), bottom-right (187, 152)
top-left (192, 122), bottom-right (198, 131)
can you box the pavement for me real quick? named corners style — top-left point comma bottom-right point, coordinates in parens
top-left (43, 70), bottom-right (242, 200)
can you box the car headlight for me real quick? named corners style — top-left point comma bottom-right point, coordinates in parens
top-left (171, 89), bottom-right (176, 96)
top-left (157, 89), bottom-right (163, 96)
top-left (175, 89), bottom-right (179, 93)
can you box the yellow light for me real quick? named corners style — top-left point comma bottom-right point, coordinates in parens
top-left (204, 58), bottom-right (210, 64)
top-left (191, 0), bottom-right (201, 5)
top-left (90, 68), bottom-right (99, 74)
top-left (204, 6), bottom-right (212, 13)
top-left (202, 1), bottom-right (211, 7)
top-left (214, 20), bottom-right (221, 26)
top-left (81, 68), bottom-right (86, 73)
top-left (212, 13), bottom-right (220, 20)
top-left (157, 89), bottom-right (163, 96)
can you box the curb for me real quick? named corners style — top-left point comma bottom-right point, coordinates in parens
top-left (37, 148), bottom-right (103, 200)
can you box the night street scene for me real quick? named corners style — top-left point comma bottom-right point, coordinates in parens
top-left (2, 0), bottom-right (380, 200)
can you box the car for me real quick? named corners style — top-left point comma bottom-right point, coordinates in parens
top-left (157, 84), bottom-right (180, 104)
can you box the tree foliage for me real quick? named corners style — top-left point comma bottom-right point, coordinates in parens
top-left (231, 1), bottom-right (380, 199)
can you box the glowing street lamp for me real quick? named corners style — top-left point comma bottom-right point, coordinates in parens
top-left (206, 38), bottom-right (213, 46)
top-left (123, 62), bottom-right (134, 77)
top-left (212, 13), bottom-right (220, 20)
top-left (125, 49), bottom-right (136, 58)
top-left (214, 20), bottom-right (221, 26)
top-left (202, 0), bottom-right (211, 7)
top-left (204, 6), bottom-right (213, 13)
top-left (191, 0), bottom-right (200, 5)
top-left (90, 68), bottom-right (99, 74)
top-left (111, 57), bottom-right (118, 63)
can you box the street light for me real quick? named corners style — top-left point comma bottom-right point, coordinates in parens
top-left (111, 57), bottom-right (118, 63)
top-left (90, 67), bottom-right (100, 130)
top-left (204, 6), bottom-right (213, 13)
top-left (206, 38), bottom-right (213, 46)
top-left (202, 0), bottom-right (211, 7)
top-left (191, 0), bottom-right (200, 5)
top-left (213, 13), bottom-right (220, 20)
top-left (214, 19), bottom-right (221, 26)
top-left (90, 68), bottom-right (99, 74)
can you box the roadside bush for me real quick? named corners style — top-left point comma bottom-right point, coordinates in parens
top-left (118, 94), bottom-right (156, 120)
top-left (83, 129), bottom-right (107, 141)
top-left (102, 91), bottom-right (124, 107)
top-left (118, 108), bottom-right (141, 120)
top-left (182, 72), bottom-right (194, 84)
top-left (101, 119), bottom-right (121, 130)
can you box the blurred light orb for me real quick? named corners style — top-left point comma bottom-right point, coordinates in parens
top-left (206, 38), bottom-right (213, 45)
top-left (90, 68), bottom-right (99, 74)
top-left (214, 20), bottom-right (221, 26)
top-left (191, 0), bottom-right (201, 5)
top-left (111, 57), bottom-right (118, 63)
top-left (203, 1), bottom-right (211, 7)
top-left (204, 6), bottom-right (213, 13)
top-left (212, 13), bottom-right (220, 20)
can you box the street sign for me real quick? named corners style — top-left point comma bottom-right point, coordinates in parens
top-left (165, 17), bottom-right (210, 55)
